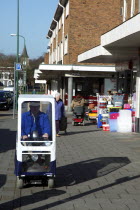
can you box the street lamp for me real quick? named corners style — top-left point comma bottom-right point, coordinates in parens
top-left (10, 34), bottom-right (26, 66)
top-left (11, 34), bottom-right (25, 50)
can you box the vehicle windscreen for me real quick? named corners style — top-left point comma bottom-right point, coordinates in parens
top-left (0, 92), bottom-right (5, 97)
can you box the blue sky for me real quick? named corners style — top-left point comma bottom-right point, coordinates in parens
top-left (0, 0), bottom-right (58, 59)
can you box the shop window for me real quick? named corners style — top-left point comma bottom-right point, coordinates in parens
top-left (76, 84), bottom-right (83, 92)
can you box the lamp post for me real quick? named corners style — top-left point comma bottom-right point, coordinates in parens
top-left (11, 33), bottom-right (27, 106)
top-left (11, 34), bottom-right (25, 50)
top-left (16, 0), bottom-right (19, 110)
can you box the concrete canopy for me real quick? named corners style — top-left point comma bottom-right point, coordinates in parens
top-left (38, 64), bottom-right (116, 80)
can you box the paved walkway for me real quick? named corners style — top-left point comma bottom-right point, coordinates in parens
top-left (0, 112), bottom-right (140, 209)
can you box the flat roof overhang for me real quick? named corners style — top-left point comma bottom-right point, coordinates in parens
top-left (38, 64), bottom-right (116, 80)
top-left (78, 13), bottom-right (140, 64)
top-left (39, 64), bottom-right (116, 72)
top-left (47, 0), bottom-right (68, 38)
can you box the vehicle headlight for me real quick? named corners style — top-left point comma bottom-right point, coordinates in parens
top-left (31, 154), bottom-right (38, 162)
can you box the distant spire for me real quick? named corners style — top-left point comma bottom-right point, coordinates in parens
top-left (21, 45), bottom-right (29, 58)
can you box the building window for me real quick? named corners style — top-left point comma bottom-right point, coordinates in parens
top-left (131, 0), bottom-right (135, 17)
top-left (62, 13), bottom-right (64, 26)
top-left (123, 0), bottom-right (127, 21)
top-left (53, 28), bottom-right (56, 38)
top-left (139, 0), bottom-right (140, 12)
top-left (58, 43), bottom-right (61, 61)
top-left (61, 41), bottom-right (63, 60)
top-left (66, 1), bottom-right (69, 18)
top-left (58, 17), bottom-right (62, 30)
top-left (64, 35), bottom-right (68, 55)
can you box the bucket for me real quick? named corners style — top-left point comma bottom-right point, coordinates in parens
top-left (103, 124), bottom-right (110, 131)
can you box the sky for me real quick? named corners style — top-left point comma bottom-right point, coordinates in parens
top-left (0, 0), bottom-right (59, 59)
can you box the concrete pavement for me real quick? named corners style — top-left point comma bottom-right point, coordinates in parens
top-left (0, 111), bottom-right (140, 209)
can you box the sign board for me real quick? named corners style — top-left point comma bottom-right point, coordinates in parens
top-left (15, 63), bottom-right (22, 71)
top-left (35, 80), bottom-right (46, 84)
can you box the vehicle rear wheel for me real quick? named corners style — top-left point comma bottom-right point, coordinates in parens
top-left (16, 177), bottom-right (24, 189)
top-left (82, 121), bottom-right (85, 126)
top-left (48, 178), bottom-right (54, 188)
top-left (72, 121), bottom-right (75, 126)
top-left (6, 105), bottom-right (9, 110)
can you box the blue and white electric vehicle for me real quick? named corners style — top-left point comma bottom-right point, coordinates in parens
top-left (15, 94), bottom-right (56, 188)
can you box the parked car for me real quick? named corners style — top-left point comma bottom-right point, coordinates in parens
top-left (3, 86), bottom-right (14, 92)
top-left (4, 91), bottom-right (13, 106)
top-left (0, 91), bottom-right (11, 110)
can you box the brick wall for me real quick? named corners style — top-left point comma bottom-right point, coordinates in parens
top-left (44, 53), bottom-right (49, 64)
top-left (68, 0), bottom-right (122, 64)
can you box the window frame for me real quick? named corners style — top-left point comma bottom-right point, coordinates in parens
top-left (64, 35), bottom-right (68, 55)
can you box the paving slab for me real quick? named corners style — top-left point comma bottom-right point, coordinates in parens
top-left (0, 112), bottom-right (140, 209)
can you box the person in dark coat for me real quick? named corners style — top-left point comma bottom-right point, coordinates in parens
top-left (54, 92), bottom-right (65, 137)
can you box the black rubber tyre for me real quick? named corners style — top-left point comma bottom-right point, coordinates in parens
top-left (48, 178), bottom-right (54, 188)
top-left (16, 177), bottom-right (24, 189)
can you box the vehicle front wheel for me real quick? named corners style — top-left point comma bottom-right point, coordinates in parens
top-left (48, 178), bottom-right (54, 188)
top-left (16, 177), bottom-right (24, 189)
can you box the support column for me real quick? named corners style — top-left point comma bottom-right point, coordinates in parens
top-left (135, 56), bottom-right (140, 132)
top-left (45, 83), bottom-right (48, 94)
top-left (62, 77), bottom-right (65, 103)
top-left (116, 72), bottom-right (119, 92)
top-left (67, 77), bottom-right (73, 112)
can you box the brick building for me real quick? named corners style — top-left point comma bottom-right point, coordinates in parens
top-left (38, 0), bottom-right (123, 110)
top-left (78, 0), bottom-right (140, 131)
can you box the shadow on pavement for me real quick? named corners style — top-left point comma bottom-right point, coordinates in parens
top-left (0, 189), bottom-right (65, 209)
top-left (61, 129), bottom-right (100, 136)
top-left (33, 174), bottom-right (140, 210)
top-left (56, 157), bottom-right (131, 187)
top-left (0, 157), bottom-right (137, 210)
top-left (1, 174), bottom-right (140, 210)
top-left (0, 129), bottom-right (16, 153)
top-left (0, 174), bottom-right (7, 188)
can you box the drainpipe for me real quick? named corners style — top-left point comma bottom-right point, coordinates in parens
top-left (59, 2), bottom-right (65, 64)
top-left (47, 35), bottom-right (51, 64)
top-left (53, 18), bottom-right (58, 64)
top-left (49, 28), bottom-right (54, 64)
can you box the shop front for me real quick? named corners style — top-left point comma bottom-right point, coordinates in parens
top-left (38, 64), bottom-right (116, 111)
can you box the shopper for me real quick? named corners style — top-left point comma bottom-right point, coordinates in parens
top-left (54, 92), bottom-right (65, 137)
